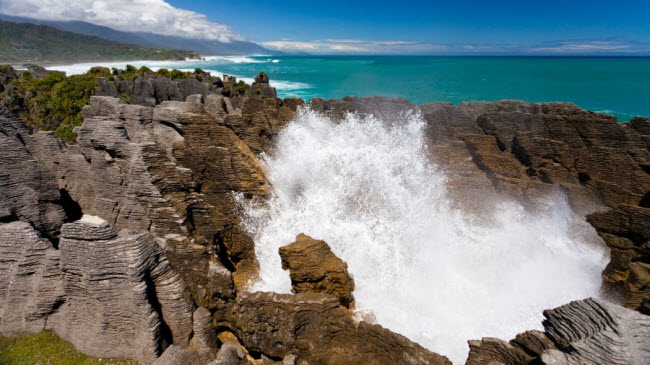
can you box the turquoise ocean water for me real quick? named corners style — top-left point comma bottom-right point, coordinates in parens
top-left (61, 56), bottom-right (650, 121)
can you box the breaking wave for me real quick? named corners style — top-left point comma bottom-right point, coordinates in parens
top-left (237, 107), bottom-right (607, 363)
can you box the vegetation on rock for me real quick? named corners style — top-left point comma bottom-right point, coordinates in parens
top-left (0, 64), bottom-right (209, 141)
top-left (1, 66), bottom-right (111, 141)
top-left (236, 80), bottom-right (247, 94)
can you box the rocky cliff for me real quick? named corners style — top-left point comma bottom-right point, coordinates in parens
top-left (1, 66), bottom-right (649, 364)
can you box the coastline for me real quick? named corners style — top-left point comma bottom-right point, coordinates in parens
top-left (41, 55), bottom-right (650, 122)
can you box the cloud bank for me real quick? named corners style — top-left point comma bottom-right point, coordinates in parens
top-left (263, 38), bottom-right (650, 55)
top-left (261, 39), bottom-right (449, 54)
top-left (0, 0), bottom-right (243, 42)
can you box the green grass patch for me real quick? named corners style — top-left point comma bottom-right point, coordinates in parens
top-left (0, 331), bottom-right (136, 365)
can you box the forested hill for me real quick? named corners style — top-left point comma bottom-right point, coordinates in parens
top-left (0, 20), bottom-right (200, 63)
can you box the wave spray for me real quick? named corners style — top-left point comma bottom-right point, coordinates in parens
top-left (237, 108), bottom-right (607, 363)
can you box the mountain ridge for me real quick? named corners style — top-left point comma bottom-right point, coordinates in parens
top-left (0, 20), bottom-right (200, 63)
top-left (0, 13), bottom-right (278, 56)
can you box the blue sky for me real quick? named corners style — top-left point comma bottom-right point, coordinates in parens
top-left (172, 0), bottom-right (650, 54)
top-left (2, 0), bottom-right (649, 54)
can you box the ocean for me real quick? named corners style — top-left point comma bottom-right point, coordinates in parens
top-left (57, 55), bottom-right (650, 121)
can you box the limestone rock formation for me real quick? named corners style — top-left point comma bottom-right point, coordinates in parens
top-left (190, 307), bottom-right (219, 355)
top-left (0, 221), bottom-right (63, 336)
top-left (279, 233), bottom-right (355, 308)
top-left (466, 331), bottom-right (556, 365)
top-left (214, 292), bottom-right (451, 365)
top-left (209, 342), bottom-right (254, 365)
top-left (587, 205), bottom-right (650, 313)
top-left (48, 216), bottom-right (194, 364)
top-left (466, 298), bottom-right (650, 365)
top-left (541, 298), bottom-right (650, 365)
top-left (154, 345), bottom-right (212, 365)
top-left (0, 108), bottom-right (67, 241)
top-left (24, 93), bottom-right (295, 304)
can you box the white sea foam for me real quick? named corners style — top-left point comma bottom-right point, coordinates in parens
top-left (202, 55), bottom-right (267, 63)
top-left (236, 108), bottom-right (607, 364)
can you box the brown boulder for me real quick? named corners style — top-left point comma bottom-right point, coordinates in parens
top-left (279, 233), bottom-right (355, 308)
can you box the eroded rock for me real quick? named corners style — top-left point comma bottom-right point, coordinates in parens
top-left (48, 216), bottom-right (194, 364)
top-left (466, 298), bottom-right (650, 365)
top-left (279, 233), bottom-right (355, 308)
top-left (214, 292), bottom-right (451, 365)
top-left (0, 221), bottom-right (63, 336)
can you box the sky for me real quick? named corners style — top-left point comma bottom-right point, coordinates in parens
top-left (1, 0), bottom-right (649, 55)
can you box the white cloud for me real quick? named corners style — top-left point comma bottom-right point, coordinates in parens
top-left (531, 40), bottom-right (634, 53)
top-left (261, 39), bottom-right (448, 54)
top-left (0, 0), bottom-right (243, 42)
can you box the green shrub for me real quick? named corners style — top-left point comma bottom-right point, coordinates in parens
top-left (155, 68), bottom-right (170, 77)
top-left (256, 88), bottom-right (262, 95)
top-left (194, 68), bottom-right (205, 74)
top-left (0, 64), bottom-right (15, 75)
top-left (236, 80), bottom-right (247, 94)
top-left (170, 69), bottom-right (190, 80)
top-left (138, 66), bottom-right (153, 74)
top-left (1, 70), bottom-right (99, 142)
top-left (170, 69), bottom-right (183, 79)
top-left (120, 93), bottom-right (133, 104)
top-left (88, 67), bottom-right (111, 76)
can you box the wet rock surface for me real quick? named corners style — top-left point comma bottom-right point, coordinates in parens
top-left (214, 291), bottom-right (451, 365)
top-left (279, 233), bottom-right (355, 308)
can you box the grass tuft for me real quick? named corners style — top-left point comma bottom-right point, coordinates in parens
top-left (0, 331), bottom-right (136, 364)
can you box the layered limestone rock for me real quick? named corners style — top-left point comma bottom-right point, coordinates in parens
top-left (214, 292), bottom-right (452, 365)
top-left (541, 298), bottom-right (650, 364)
top-left (22, 92), bottom-right (301, 305)
top-left (0, 108), bottom-right (67, 337)
top-left (48, 216), bottom-right (195, 364)
top-left (279, 233), bottom-right (355, 308)
top-left (467, 298), bottom-right (650, 365)
top-left (0, 221), bottom-right (63, 336)
top-left (0, 108), bottom-right (67, 241)
top-left (209, 342), bottom-right (254, 365)
top-left (587, 205), bottom-right (650, 313)
top-left (190, 307), bottom-right (219, 355)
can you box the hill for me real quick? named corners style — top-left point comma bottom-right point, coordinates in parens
top-left (0, 20), bottom-right (200, 63)
top-left (0, 14), bottom-right (276, 56)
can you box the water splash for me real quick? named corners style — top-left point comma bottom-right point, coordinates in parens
top-left (237, 107), bottom-right (607, 363)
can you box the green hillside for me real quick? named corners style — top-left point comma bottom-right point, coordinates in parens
top-left (0, 20), bottom-right (200, 63)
